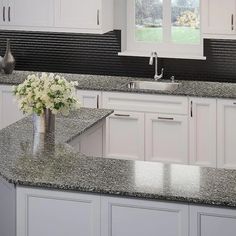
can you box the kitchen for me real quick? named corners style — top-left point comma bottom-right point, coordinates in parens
top-left (1, 0), bottom-right (236, 236)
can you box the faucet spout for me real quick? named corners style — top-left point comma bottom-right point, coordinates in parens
top-left (149, 51), bottom-right (164, 81)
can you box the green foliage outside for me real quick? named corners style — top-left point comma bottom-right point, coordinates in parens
top-left (135, 26), bottom-right (200, 44)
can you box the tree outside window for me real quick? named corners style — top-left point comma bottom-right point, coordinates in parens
top-left (135, 0), bottom-right (200, 44)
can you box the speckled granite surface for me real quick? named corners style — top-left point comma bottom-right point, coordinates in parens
top-left (1, 108), bottom-right (236, 208)
top-left (1, 70), bottom-right (236, 99)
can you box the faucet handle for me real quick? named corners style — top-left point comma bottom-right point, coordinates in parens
top-left (160, 68), bottom-right (164, 77)
top-left (171, 76), bottom-right (175, 83)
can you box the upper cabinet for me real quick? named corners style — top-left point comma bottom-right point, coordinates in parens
top-left (55, 0), bottom-right (113, 33)
top-left (12, 0), bottom-right (55, 27)
top-left (0, 0), bottom-right (114, 34)
top-left (0, 0), bottom-right (54, 27)
top-left (202, 0), bottom-right (236, 38)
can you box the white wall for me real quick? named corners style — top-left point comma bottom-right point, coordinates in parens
top-left (113, 0), bottom-right (127, 51)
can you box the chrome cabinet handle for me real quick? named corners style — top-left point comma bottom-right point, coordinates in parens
top-left (190, 101), bottom-right (193, 117)
top-left (158, 117), bottom-right (174, 121)
top-left (96, 95), bottom-right (99, 109)
top-left (8, 6), bottom-right (10, 22)
top-left (232, 14), bottom-right (234, 31)
top-left (3, 6), bottom-right (5, 22)
top-left (97, 9), bottom-right (100, 25)
top-left (114, 114), bottom-right (130, 117)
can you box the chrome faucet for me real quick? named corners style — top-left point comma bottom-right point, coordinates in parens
top-left (149, 51), bottom-right (164, 81)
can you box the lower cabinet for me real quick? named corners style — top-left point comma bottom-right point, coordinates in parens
top-left (68, 120), bottom-right (105, 157)
top-left (76, 90), bottom-right (102, 109)
top-left (15, 187), bottom-right (236, 236)
top-left (17, 187), bottom-right (101, 236)
top-left (105, 111), bottom-right (145, 160)
top-left (0, 85), bottom-right (25, 129)
top-left (190, 205), bottom-right (236, 236)
top-left (101, 196), bottom-right (189, 236)
top-left (189, 98), bottom-right (217, 167)
top-left (145, 113), bottom-right (188, 164)
top-left (217, 99), bottom-right (236, 169)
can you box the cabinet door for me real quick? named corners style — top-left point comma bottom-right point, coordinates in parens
top-left (10, 0), bottom-right (54, 27)
top-left (189, 98), bottom-right (217, 167)
top-left (77, 90), bottom-right (101, 109)
top-left (202, 0), bottom-right (236, 35)
top-left (190, 205), bottom-right (236, 236)
top-left (0, 85), bottom-right (25, 129)
top-left (0, 0), bottom-right (9, 25)
top-left (145, 113), bottom-right (188, 164)
top-left (217, 99), bottom-right (236, 169)
top-left (55, 0), bottom-right (101, 29)
top-left (101, 196), bottom-right (189, 236)
top-left (17, 187), bottom-right (101, 236)
top-left (106, 111), bottom-right (144, 161)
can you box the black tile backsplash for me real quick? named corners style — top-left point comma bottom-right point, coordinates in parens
top-left (0, 30), bottom-right (236, 82)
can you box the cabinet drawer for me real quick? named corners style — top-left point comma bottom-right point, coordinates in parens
top-left (145, 113), bottom-right (188, 164)
top-left (190, 205), bottom-right (236, 236)
top-left (102, 196), bottom-right (189, 236)
top-left (102, 92), bottom-right (188, 114)
top-left (105, 111), bottom-right (145, 161)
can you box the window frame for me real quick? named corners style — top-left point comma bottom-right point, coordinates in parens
top-left (125, 0), bottom-right (204, 59)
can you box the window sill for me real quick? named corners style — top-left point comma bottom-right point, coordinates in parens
top-left (118, 51), bottom-right (206, 60)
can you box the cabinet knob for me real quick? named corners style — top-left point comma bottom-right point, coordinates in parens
top-left (96, 95), bottom-right (99, 109)
top-left (231, 14), bottom-right (234, 31)
top-left (3, 6), bottom-right (5, 22)
top-left (190, 101), bottom-right (193, 117)
top-left (158, 117), bottom-right (174, 121)
top-left (8, 6), bottom-right (10, 22)
top-left (114, 114), bottom-right (130, 117)
top-left (97, 9), bottom-right (100, 25)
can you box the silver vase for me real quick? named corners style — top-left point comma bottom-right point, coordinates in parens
top-left (2, 39), bottom-right (15, 74)
top-left (33, 109), bottom-right (55, 134)
top-left (33, 109), bottom-right (55, 156)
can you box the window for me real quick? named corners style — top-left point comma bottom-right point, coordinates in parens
top-left (125, 0), bottom-right (204, 59)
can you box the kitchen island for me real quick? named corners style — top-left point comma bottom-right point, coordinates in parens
top-left (0, 108), bottom-right (236, 236)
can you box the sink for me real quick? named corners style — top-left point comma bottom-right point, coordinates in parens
top-left (126, 81), bottom-right (180, 91)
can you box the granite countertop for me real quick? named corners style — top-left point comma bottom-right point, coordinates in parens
top-left (1, 70), bottom-right (236, 99)
top-left (1, 107), bottom-right (236, 208)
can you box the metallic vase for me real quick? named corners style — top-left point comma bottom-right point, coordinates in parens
top-left (33, 109), bottom-right (55, 134)
top-left (2, 39), bottom-right (15, 74)
top-left (33, 109), bottom-right (55, 156)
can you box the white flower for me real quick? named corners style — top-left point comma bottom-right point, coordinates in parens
top-left (13, 73), bottom-right (80, 116)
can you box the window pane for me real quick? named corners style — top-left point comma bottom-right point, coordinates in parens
top-left (135, 0), bottom-right (163, 43)
top-left (171, 0), bottom-right (200, 44)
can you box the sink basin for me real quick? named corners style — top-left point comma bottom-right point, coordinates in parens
top-left (127, 81), bottom-right (180, 91)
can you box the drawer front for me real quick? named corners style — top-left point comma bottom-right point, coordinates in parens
top-left (102, 92), bottom-right (188, 115)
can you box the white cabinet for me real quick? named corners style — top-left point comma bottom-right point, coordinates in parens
top-left (55, 0), bottom-right (113, 33)
top-left (0, 0), bottom-right (54, 27)
top-left (105, 111), bottom-right (145, 161)
top-left (77, 90), bottom-right (102, 109)
top-left (0, 85), bottom-right (24, 129)
top-left (12, 0), bottom-right (55, 27)
top-left (101, 196), bottom-right (189, 236)
top-left (217, 99), bottom-right (236, 169)
top-left (189, 98), bottom-right (217, 167)
top-left (0, 0), bottom-right (10, 25)
top-left (69, 120), bottom-right (105, 157)
top-left (145, 113), bottom-right (188, 164)
top-left (0, 0), bottom-right (113, 33)
top-left (202, 0), bottom-right (236, 36)
top-left (103, 92), bottom-right (188, 162)
top-left (17, 187), bottom-right (101, 236)
top-left (190, 205), bottom-right (236, 236)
